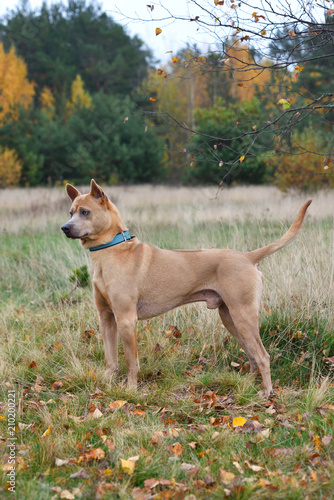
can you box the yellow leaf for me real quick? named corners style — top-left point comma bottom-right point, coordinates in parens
top-left (148, 97), bottom-right (156, 101)
top-left (155, 27), bottom-right (162, 36)
top-left (312, 435), bottom-right (322, 449)
top-left (41, 425), bottom-right (51, 438)
top-left (120, 458), bottom-right (135, 475)
top-left (109, 400), bottom-right (127, 409)
top-left (239, 156), bottom-right (245, 163)
top-left (261, 29), bottom-right (266, 36)
top-left (0, 415), bottom-right (6, 421)
top-left (172, 57), bottom-right (180, 63)
top-left (232, 416), bottom-right (247, 427)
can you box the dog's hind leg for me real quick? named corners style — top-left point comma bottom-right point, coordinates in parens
top-left (218, 304), bottom-right (259, 375)
top-left (226, 304), bottom-right (272, 397)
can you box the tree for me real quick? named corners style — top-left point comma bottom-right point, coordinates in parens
top-left (187, 98), bottom-right (270, 184)
top-left (66, 74), bottom-right (92, 118)
top-left (0, 1), bottom-right (150, 100)
top-left (0, 147), bottom-right (22, 187)
top-left (123, 0), bottom-right (334, 187)
top-left (0, 42), bottom-right (34, 123)
top-left (0, 92), bottom-right (164, 185)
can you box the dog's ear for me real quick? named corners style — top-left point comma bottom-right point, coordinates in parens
top-left (90, 179), bottom-right (107, 201)
top-left (66, 183), bottom-right (81, 201)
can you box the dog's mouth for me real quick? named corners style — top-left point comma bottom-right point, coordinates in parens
top-left (62, 228), bottom-right (89, 239)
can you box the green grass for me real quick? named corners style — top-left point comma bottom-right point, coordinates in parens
top-left (0, 187), bottom-right (333, 499)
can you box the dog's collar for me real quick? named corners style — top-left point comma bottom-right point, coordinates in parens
top-left (89, 230), bottom-right (135, 252)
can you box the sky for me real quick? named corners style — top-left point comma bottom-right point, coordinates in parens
top-left (0, 0), bottom-right (214, 63)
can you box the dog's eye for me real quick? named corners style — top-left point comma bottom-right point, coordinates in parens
top-left (69, 211), bottom-right (73, 217)
top-left (81, 210), bottom-right (89, 216)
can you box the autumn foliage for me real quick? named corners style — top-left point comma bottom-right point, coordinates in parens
top-left (0, 43), bottom-right (34, 124)
top-left (265, 129), bottom-right (334, 191)
top-left (0, 147), bottom-right (22, 187)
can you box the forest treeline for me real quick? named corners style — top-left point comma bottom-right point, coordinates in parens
top-left (0, 0), bottom-right (333, 189)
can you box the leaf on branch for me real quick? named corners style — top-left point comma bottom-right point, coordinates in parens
top-left (277, 98), bottom-right (291, 109)
top-left (214, 0), bottom-right (224, 5)
top-left (261, 29), bottom-right (266, 36)
top-left (148, 97), bottom-right (156, 101)
top-left (326, 9), bottom-right (334, 16)
top-left (190, 16), bottom-right (200, 22)
top-left (239, 156), bottom-right (245, 163)
top-left (155, 28), bottom-right (162, 36)
top-left (288, 30), bottom-right (296, 39)
top-left (147, 5), bottom-right (154, 11)
top-left (172, 57), bottom-right (180, 63)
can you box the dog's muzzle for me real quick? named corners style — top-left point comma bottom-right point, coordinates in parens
top-left (61, 223), bottom-right (77, 239)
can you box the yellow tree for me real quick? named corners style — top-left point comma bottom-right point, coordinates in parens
top-left (0, 147), bottom-right (22, 187)
top-left (226, 40), bottom-right (271, 101)
top-left (0, 43), bottom-right (35, 123)
top-left (66, 74), bottom-right (92, 118)
top-left (40, 86), bottom-right (55, 118)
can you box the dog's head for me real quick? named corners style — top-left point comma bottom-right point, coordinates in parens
top-left (61, 179), bottom-right (120, 242)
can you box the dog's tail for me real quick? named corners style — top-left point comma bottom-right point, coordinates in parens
top-left (247, 199), bottom-right (312, 264)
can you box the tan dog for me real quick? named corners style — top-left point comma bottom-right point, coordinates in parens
top-left (61, 180), bottom-right (312, 397)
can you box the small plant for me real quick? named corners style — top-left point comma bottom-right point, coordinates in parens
top-left (69, 265), bottom-right (90, 288)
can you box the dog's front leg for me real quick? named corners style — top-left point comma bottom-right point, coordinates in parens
top-left (94, 287), bottom-right (119, 376)
top-left (115, 313), bottom-right (139, 388)
top-left (99, 309), bottom-right (119, 376)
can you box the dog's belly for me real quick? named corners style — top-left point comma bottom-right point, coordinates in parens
top-left (137, 289), bottom-right (223, 320)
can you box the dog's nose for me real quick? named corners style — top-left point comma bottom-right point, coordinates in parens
top-left (61, 224), bottom-right (71, 234)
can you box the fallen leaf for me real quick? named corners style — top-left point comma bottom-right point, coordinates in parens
top-left (88, 408), bottom-right (103, 420)
top-left (120, 458), bottom-right (135, 475)
top-left (244, 460), bottom-right (264, 472)
top-left (232, 416), bottom-right (247, 428)
top-left (109, 400), bottom-right (127, 410)
top-left (84, 448), bottom-right (105, 462)
top-left (55, 457), bottom-right (70, 467)
top-left (60, 491), bottom-right (74, 500)
top-left (220, 469), bottom-right (235, 484)
top-left (41, 425), bottom-right (51, 438)
top-left (29, 361), bottom-right (37, 369)
top-left (133, 409), bottom-right (146, 417)
top-left (321, 435), bottom-right (332, 447)
top-left (172, 442), bottom-right (183, 455)
top-left (51, 381), bottom-right (63, 391)
top-left (265, 447), bottom-right (294, 457)
top-left (69, 469), bottom-right (90, 479)
top-left (233, 461), bottom-right (244, 474)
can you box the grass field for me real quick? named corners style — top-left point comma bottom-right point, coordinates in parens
top-left (0, 184), bottom-right (333, 499)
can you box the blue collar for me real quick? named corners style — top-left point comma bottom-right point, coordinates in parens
top-left (89, 230), bottom-right (135, 252)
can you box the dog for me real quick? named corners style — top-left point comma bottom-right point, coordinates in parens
top-left (61, 180), bottom-right (312, 397)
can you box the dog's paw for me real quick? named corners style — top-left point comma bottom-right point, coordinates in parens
top-left (257, 389), bottom-right (274, 399)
